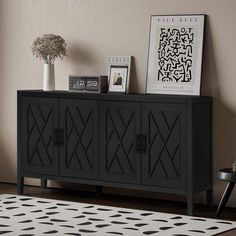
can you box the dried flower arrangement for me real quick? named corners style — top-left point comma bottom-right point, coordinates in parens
top-left (32, 34), bottom-right (67, 64)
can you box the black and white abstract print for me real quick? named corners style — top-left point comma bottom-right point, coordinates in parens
top-left (0, 194), bottom-right (235, 236)
top-left (158, 27), bottom-right (193, 83)
top-left (146, 15), bottom-right (205, 95)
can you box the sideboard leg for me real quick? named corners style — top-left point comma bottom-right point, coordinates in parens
top-left (96, 186), bottom-right (102, 197)
top-left (41, 179), bottom-right (47, 189)
top-left (187, 192), bottom-right (194, 216)
top-left (206, 188), bottom-right (213, 206)
top-left (17, 176), bottom-right (24, 195)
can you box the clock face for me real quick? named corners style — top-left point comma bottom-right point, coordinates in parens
top-left (70, 78), bottom-right (86, 90)
top-left (86, 78), bottom-right (99, 91)
top-left (75, 80), bottom-right (86, 89)
top-left (69, 77), bottom-right (100, 92)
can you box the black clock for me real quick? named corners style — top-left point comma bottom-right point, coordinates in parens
top-left (69, 76), bottom-right (108, 93)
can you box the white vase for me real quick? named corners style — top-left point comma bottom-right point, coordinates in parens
top-left (43, 63), bottom-right (55, 91)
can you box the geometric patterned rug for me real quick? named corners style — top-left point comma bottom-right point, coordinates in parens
top-left (0, 194), bottom-right (235, 236)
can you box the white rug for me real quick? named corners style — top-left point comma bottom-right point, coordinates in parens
top-left (0, 194), bottom-right (235, 236)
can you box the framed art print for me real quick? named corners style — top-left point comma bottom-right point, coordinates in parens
top-left (107, 56), bottom-right (132, 93)
top-left (108, 66), bottom-right (128, 92)
top-left (146, 15), bottom-right (205, 95)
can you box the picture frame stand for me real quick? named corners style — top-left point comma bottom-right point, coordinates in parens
top-left (108, 56), bottom-right (132, 93)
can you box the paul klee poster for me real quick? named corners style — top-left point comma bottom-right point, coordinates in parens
top-left (146, 15), bottom-right (205, 95)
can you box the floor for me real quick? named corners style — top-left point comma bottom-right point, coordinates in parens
top-left (0, 183), bottom-right (236, 235)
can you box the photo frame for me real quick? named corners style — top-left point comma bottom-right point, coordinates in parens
top-left (108, 66), bottom-right (128, 92)
top-left (146, 15), bottom-right (205, 95)
top-left (108, 56), bottom-right (132, 93)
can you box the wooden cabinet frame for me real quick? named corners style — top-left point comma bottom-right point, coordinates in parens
top-left (17, 90), bottom-right (213, 215)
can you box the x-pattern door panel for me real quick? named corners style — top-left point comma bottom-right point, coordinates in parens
top-left (142, 103), bottom-right (186, 188)
top-left (100, 101), bottom-right (141, 184)
top-left (21, 97), bottom-right (58, 175)
top-left (59, 99), bottom-right (98, 179)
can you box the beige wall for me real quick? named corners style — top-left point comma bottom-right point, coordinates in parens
top-left (1, 0), bottom-right (236, 206)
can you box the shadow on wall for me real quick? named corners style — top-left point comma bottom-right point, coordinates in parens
top-left (0, 2), bottom-right (2, 124)
top-left (0, 141), bottom-right (16, 183)
top-left (0, 2), bottom-right (15, 183)
top-left (201, 16), bottom-right (236, 206)
top-left (129, 57), bottom-right (139, 94)
top-left (66, 42), bottom-right (95, 74)
top-left (211, 100), bottom-right (236, 207)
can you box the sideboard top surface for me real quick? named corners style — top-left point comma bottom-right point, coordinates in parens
top-left (17, 90), bottom-right (213, 103)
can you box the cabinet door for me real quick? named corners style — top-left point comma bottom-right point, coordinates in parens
top-left (142, 103), bottom-right (186, 188)
top-left (59, 99), bottom-right (98, 179)
top-left (100, 101), bottom-right (141, 184)
top-left (21, 97), bottom-right (59, 175)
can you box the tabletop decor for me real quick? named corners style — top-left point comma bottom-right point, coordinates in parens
top-left (146, 15), bottom-right (205, 95)
top-left (32, 34), bottom-right (67, 91)
top-left (1, 194), bottom-right (236, 235)
top-left (107, 56), bottom-right (132, 93)
top-left (69, 75), bottom-right (108, 93)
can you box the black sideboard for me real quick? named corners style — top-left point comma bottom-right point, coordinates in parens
top-left (17, 90), bottom-right (213, 215)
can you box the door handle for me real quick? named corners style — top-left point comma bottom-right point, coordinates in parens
top-left (53, 129), bottom-right (59, 146)
top-left (136, 135), bottom-right (142, 154)
top-left (141, 135), bottom-right (146, 153)
top-left (136, 134), bottom-right (147, 154)
top-left (58, 129), bottom-right (63, 146)
top-left (53, 129), bottom-right (63, 146)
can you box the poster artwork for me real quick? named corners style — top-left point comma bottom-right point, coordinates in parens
top-left (146, 15), bottom-right (205, 95)
top-left (158, 27), bottom-right (194, 83)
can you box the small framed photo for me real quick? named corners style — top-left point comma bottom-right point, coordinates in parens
top-left (146, 15), bottom-right (205, 95)
top-left (109, 66), bottom-right (128, 92)
top-left (107, 56), bottom-right (132, 93)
